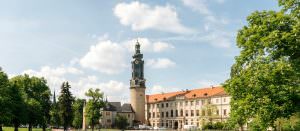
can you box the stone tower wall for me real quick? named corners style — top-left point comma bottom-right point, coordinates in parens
top-left (130, 87), bottom-right (146, 123)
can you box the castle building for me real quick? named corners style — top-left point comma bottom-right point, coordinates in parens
top-left (145, 86), bottom-right (230, 129)
top-left (98, 40), bottom-right (231, 129)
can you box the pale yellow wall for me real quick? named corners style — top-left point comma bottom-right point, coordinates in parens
top-left (130, 87), bottom-right (146, 123)
top-left (146, 95), bottom-right (231, 128)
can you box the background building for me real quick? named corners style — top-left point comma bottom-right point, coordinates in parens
top-left (145, 86), bottom-right (230, 129)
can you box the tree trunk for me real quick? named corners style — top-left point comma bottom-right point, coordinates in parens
top-left (28, 123), bottom-right (32, 131)
top-left (91, 123), bottom-right (94, 131)
top-left (42, 125), bottom-right (46, 131)
top-left (14, 123), bottom-right (18, 131)
top-left (239, 125), bottom-right (244, 131)
top-left (64, 125), bottom-right (67, 131)
top-left (0, 124), bottom-right (3, 131)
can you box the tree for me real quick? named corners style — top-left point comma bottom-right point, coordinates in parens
top-left (115, 114), bottom-right (129, 130)
top-left (224, 0), bottom-right (300, 130)
top-left (58, 82), bottom-right (74, 131)
top-left (85, 88), bottom-right (105, 131)
top-left (10, 75), bottom-right (51, 131)
top-left (50, 91), bottom-right (60, 128)
top-left (72, 99), bottom-right (84, 129)
top-left (0, 69), bottom-right (11, 131)
top-left (9, 79), bottom-right (26, 131)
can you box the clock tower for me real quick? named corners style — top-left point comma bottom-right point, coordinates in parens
top-left (130, 40), bottom-right (146, 124)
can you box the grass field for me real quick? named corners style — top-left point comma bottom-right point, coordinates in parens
top-left (3, 127), bottom-right (121, 131)
top-left (3, 127), bottom-right (50, 131)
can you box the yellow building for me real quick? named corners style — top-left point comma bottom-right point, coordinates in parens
top-left (145, 86), bottom-right (230, 129)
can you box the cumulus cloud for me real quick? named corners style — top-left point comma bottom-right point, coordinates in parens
top-left (22, 66), bottom-right (83, 90)
top-left (147, 58), bottom-right (176, 69)
top-left (147, 85), bottom-right (180, 94)
top-left (182, 0), bottom-right (211, 15)
top-left (114, 1), bottom-right (194, 34)
top-left (70, 78), bottom-right (129, 103)
top-left (79, 40), bottom-right (128, 75)
top-left (124, 38), bottom-right (174, 53)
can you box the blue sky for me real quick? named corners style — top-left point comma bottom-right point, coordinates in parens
top-left (0, 0), bottom-right (279, 102)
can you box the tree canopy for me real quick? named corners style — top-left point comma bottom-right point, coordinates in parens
top-left (224, 0), bottom-right (300, 130)
top-left (85, 88), bottom-right (105, 131)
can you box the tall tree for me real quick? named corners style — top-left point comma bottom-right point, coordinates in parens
top-left (85, 88), bottom-right (105, 131)
top-left (9, 79), bottom-right (27, 131)
top-left (50, 91), bottom-right (60, 128)
top-left (0, 69), bottom-right (11, 131)
top-left (72, 99), bottom-right (84, 129)
top-left (58, 82), bottom-right (74, 131)
top-left (10, 75), bottom-right (51, 131)
top-left (224, 0), bottom-right (300, 130)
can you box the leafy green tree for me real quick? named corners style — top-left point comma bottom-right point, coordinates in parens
top-left (0, 69), bottom-right (11, 131)
top-left (50, 91), bottom-right (60, 128)
top-left (115, 114), bottom-right (129, 130)
top-left (9, 79), bottom-right (26, 131)
top-left (224, 0), bottom-right (300, 130)
top-left (58, 82), bottom-right (74, 131)
top-left (85, 88), bottom-right (105, 131)
top-left (10, 75), bottom-right (51, 131)
top-left (72, 99), bottom-right (84, 129)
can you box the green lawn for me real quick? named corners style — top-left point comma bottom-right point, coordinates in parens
top-left (3, 127), bottom-right (50, 131)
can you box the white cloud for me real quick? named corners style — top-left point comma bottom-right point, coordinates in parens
top-left (153, 42), bottom-right (175, 52)
top-left (70, 78), bottom-right (129, 103)
top-left (79, 40), bottom-right (128, 75)
top-left (22, 66), bottom-right (83, 92)
top-left (124, 38), bottom-right (174, 53)
top-left (147, 85), bottom-right (180, 94)
top-left (114, 1), bottom-right (194, 34)
top-left (147, 58), bottom-right (176, 69)
top-left (182, 0), bottom-right (211, 15)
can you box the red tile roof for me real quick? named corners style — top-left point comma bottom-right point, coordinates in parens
top-left (146, 86), bottom-right (227, 103)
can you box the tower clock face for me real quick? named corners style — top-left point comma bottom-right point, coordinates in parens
top-left (135, 60), bottom-right (139, 64)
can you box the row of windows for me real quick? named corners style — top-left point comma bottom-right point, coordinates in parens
top-left (148, 109), bottom-right (227, 118)
top-left (150, 98), bottom-right (227, 109)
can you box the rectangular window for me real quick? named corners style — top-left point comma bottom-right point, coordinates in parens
top-left (107, 119), bottom-right (111, 123)
top-left (224, 109), bottom-right (227, 116)
top-left (171, 110), bottom-right (173, 117)
top-left (216, 99), bottom-right (219, 103)
top-left (196, 100), bottom-right (199, 105)
top-left (153, 112), bottom-right (155, 118)
top-left (175, 110), bottom-right (178, 117)
top-left (166, 103), bottom-right (169, 107)
top-left (190, 101), bottom-right (194, 106)
top-left (161, 103), bottom-right (164, 108)
top-left (185, 101), bottom-right (188, 106)
top-left (224, 98), bottom-right (226, 102)
top-left (166, 112), bottom-right (169, 117)
top-left (157, 112), bottom-right (160, 117)
top-left (196, 110), bottom-right (199, 116)
top-left (157, 104), bottom-right (159, 108)
top-left (180, 102), bottom-right (183, 106)
top-left (185, 110), bottom-right (189, 116)
top-left (216, 109), bottom-right (219, 115)
top-left (106, 112), bottom-right (110, 116)
top-left (202, 109), bottom-right (205, 116)
top-left (128, 114), bottom-right (131, 118)
top-left (161, 112), bottom-right (164, 118)
top-left (180, 110), bottom-right (183, 116)
top-left (191, 110), bottom-right (194, 116)
top-left (201, 100), bottom-right (205, 105)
